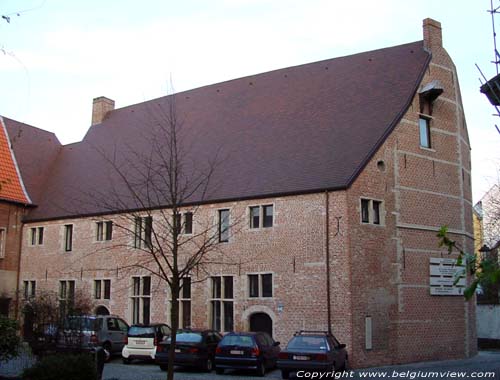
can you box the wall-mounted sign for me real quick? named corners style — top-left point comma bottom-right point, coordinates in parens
top-left (429, 257), bottom-right (465, 296)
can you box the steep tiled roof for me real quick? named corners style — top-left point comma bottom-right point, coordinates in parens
top-left (0, 117), bottom-right (31, 204)
top-left (2, 118), bottom-right (62, 206)
top-left (19, 40), bottom-right (429, 221)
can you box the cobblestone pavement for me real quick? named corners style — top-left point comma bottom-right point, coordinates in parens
top-left (103, 351), bottom-right (500, 380)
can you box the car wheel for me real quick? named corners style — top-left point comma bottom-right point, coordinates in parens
top-left (122, 358), bottom-right (131, 365)
top-left (203, 358), bottom-right (213, 372)
top-left (103, 343), bottom-right (112, 362)
top-left (215, 368), bottom-right (224, 375)
top-left (159, 364), bottom-right (168, 371)
top-left (256, 362), bottom-right (266, 377)
top-left (281, 370), bottom-right (290, 379)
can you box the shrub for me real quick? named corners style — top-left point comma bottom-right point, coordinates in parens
top-left (22, 353), bottom-right (97, 380)
top-left (0, 315), bottom-right (20, 362)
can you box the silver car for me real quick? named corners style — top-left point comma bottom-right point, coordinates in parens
top-left (58, 315), bottom-right (129, 359)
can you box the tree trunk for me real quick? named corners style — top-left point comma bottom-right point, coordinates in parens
top-left (167, 279), bottom-right (180, 380)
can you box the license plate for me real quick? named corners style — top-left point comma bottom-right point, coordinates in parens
top-left (175, 349), bottom-right (181, 353)
top-left (293, 355), bottom-right (310, 361)
top-left (135, 340), bottom-right (146, 345)
top-left (230, 350), bottom-right (244, 355)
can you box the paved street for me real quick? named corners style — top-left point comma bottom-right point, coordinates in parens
top-left (103, 351), bottom-right (500, 380)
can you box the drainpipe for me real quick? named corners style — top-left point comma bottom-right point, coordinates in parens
top-left (325, 191), bottom-right (332, 334)
top-left (14, 207), bottom-right (25, 319)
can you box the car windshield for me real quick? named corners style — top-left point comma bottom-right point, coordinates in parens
top-left (128, 326), bottom-right (155, 337)
top-left (167, 332), bottom-right (202, 343)
top-left (220, 335), bottom-right (254, 347)
top-left (287, 336), bottom-right (329, 351)
top-left (63, 317), bottom-right (98, 332)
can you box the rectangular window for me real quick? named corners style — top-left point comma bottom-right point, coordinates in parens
top-left (59, 280), bottom-right (75, 314)
top-left (250, 206), bottom-right (260, 229)
top-left (249, 274), bottom-right (259, 297)
top-left (131, 276), bottom-right (151, 325)
top-left (0, 228), bottom-right (5, 258)
top-left (96, 221), bottom-right (113, 242)
top-left (360, 199), bottom-right (384, 225)
top-left (373, 201), bottom-right (381, 225)
top-left (29, 227), bottom-right (44, 246)
top-left (64, 225), bottom-right (73, 252)
top-left (218, 209), bottom-right (230, 243)
top-left (249, 205), bottom-right (274, 229)
top-left (361, 199), bottom-right (370, 223)
top-left (210, 276), bottom-right (234, 332)
top-left (263, 205), bottom-right (273, 228)
top-left (94, 279), bottom-right (111, 300)
top-left (134, 217), bottom-right (152, 249)
top-left (23, 280), bottom-right (36, 299)
top-left (94, 280), bottom-right (102, 299)
top-left (174, 213), bottom-right (182, 235)
top-left (248, 273), bottom-right (273, 298)
top-left (419, 117), bottom-right (431, 148)
top-left (184, 212), bottom-right (193, 234)
top-left (176, 277), bottom-right (191, 328)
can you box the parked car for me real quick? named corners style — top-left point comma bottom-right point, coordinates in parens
top-left (122, 323), bottom-right (171, 364)
top-left (214, 332), bottom-right (280, 377)
top-left (155, 329), bottom-right (222, 372)
top-left (57, 315), bottom-right (129, 360)
top-left (277, 331), bottom-right (348, 379)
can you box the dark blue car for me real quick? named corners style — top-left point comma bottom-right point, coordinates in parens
top-left (155, 329), bottom-right (222, 372)
top-left (215, 332), bottom-right (281, 377)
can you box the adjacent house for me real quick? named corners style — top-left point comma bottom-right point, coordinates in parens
top-left (1, 18), bottom-right (475, 367)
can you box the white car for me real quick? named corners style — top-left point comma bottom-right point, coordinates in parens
top-left (122, 323), bottom-right (171, 364)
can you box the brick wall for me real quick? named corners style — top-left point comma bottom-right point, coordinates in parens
top-left (345, 19), bottom-right (475, 368)
top-left (0, 201), bottom-right (27, 316)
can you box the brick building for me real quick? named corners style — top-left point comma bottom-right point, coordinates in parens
top-left (1, 18), bottom-right (475, 367)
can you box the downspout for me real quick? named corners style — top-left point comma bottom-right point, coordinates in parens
top-left (325, 191), bottom-right (332, 334)
top-left (14, 207), bottom-right (25, 319)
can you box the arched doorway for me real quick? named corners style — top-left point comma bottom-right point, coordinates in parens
top-left (95, 306), bottom-right (110, 315)
top-left (249, 312), bottom-right (273, 337)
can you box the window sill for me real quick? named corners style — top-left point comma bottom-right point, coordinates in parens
top-left (360, 222), bottom-right (385, 227)
top-left (419, 146), bottom-right (436, 152)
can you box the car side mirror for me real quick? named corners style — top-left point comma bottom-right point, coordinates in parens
top-left (338, 343), bottom-right (346, 349)
top-left (273, 341), bottom-right (280, 346)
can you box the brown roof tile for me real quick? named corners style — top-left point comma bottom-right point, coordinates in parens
top-left (23, 40), bottom-right (430, 221)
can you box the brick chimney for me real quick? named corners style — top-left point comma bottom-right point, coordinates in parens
top-left (92, 96), bottom-right (115, 125)
top-left (423, 18), bottom-right (442, 52)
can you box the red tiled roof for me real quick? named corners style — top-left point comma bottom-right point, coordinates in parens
top-left (20, 40), bottom-right (429, 221)
top-left (0, 118), bottom-right (31, 204)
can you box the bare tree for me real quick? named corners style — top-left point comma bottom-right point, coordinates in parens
top-left (88, 93), bottom-right (239, 380)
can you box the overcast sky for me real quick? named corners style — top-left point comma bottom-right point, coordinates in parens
top-left (1, 0), bottom-right (499, 202)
